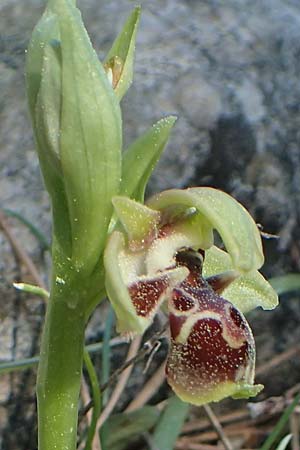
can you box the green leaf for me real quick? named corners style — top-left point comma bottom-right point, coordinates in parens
top-left (152, 395), bottom-right (189, 450)
top-left (147, 187), bottom-right (264, 272)
top-left (100, 406), bottom-right (160, 450)
top-left (55, 0), bottom-right (122, 271)
top-left (34, 41), bottom-right (73, 254)
top-left (2, 208), bottom-right (50, 251)
top-left (26, 5), bottom-right (59, 120)
top-left (121, 116), bottom-right (177, 202)
top-left (203, 246), bottom-right (278, 313)
top-left (269, 274), bottom-right (300, 295)
top-left (260, 393), bottom-right (300, 450)
top-left (28, 0), bottom-right (123, 271)
top-left (26, 6), bottom-right (72, 254)
top-left (104, 7), bottom-right (141, 100)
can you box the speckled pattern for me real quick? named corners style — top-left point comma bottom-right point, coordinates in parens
top-left (166, 249), bottom-right (256, 403)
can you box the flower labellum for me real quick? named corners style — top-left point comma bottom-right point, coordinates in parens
top-left (167, 249), bottom-right (263, 405)
top-left (104, 189), bottom-right (278, 405)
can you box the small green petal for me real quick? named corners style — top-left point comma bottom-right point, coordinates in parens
top-left (147, 187), bottom-right (264, 272)
top-left (112, 196), bottom-right (161, 250)
top-left (203, 246), bottom-right (278, 313)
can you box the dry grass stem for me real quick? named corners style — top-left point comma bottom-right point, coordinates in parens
top-left (0, 210), bottom-right (46, 289)
top-left (256, 344), bottom-right (300, 376)
top-left (203, 405), bottom-right (233, 450)
top-left (126, 359), bottom-right (166, 412)
top-left (93, 335), bottom-right (142, 444)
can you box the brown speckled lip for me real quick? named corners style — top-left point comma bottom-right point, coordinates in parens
top-left (167, 315), bottom-right (252, 386)
top-left (167, 247), bottom-right (255, 396)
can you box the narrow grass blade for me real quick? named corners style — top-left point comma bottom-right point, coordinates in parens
top-left (101, 307), bottom-right (115, 405)
top-left (270, 274), bottom-right (300, 295)
top-left (100, 406), bottom-right (160, 450)
top-left (152, 395), bottom-right (189, 450)
top-left (2, 208), bottom-right (50, 251)
top-left (83, 349), bottom-right (102, 450)
top-left (0, 340), bottom-right (126, 375)
top-left (275, 434), bottom-right (292, 450)
top-left (260, 393), bottom-right (300, 450)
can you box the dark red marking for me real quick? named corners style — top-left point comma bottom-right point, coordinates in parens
top-left (128, 276), bottom-right (169, 317)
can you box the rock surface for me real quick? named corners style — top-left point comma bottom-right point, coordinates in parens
top-left (1, 0), bottom-right (300, 448)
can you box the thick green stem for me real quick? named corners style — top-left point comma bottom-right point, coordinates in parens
top-left (37, 256), bottom-right (87, 450)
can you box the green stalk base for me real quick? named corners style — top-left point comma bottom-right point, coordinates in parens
top-left (37, 282), bottom-right (86, 450)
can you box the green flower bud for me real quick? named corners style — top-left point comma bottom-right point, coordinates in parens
top-left (104, 7), bottom-right (141, 100)
top-left (26, 0), bottom-right (122, 272)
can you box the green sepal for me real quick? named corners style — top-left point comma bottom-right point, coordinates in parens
top-left (104, 6), bottom-right (141, 100)
top-left (147, 187), bottom-right (264, 272)
top-left (112, 196), bottom-right (161, 250)
top-left (203, 246), bottom-right (278, 313)
top-left (121, 116), bottom-right (177, 202)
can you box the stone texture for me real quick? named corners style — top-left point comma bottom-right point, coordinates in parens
top-left (1, 0), bottom-right (300, 447)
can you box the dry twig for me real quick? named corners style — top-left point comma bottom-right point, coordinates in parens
top-left (126, 359), bottom-right (166, 412)
top-left (93, 335), bottom-right (142, 445)
top-left (0, 210), bottom-right (46, 289)
top-left (256, 344), bottom-right (300, 377)
top-left (203, 405), bottom-right (233, 450)
top-left (80, 325), bottom-right (168, 417)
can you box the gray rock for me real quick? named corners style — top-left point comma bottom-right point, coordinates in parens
top-left (176, 74), bottom-right (222, 129)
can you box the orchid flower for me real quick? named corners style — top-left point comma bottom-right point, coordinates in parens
top-left (105, 188), bottom-right (278, 405)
